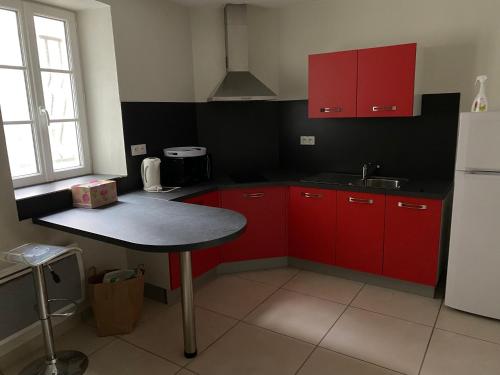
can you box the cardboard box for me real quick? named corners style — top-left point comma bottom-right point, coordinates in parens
top-left (71, 180), bottom-right (117, 208)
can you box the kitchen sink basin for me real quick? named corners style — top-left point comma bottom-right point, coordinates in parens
top-left (365, 178), bottom-right (403, 189)
top-left (348, 177), bottom-right (406, 190)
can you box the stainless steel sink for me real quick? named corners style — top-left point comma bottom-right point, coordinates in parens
top-left (365, 178), bottom-right (403, 189)
top-left (348, 177), bottom-right (406, 190)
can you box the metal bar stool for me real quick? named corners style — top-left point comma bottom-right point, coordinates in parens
top-left (2, 244), bottom-right (88, 375)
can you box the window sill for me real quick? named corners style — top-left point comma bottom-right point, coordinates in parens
top-left (14, 174), bottom-right (124, 221)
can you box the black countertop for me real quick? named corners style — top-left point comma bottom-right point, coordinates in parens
top-left (34, 193), bottom-right (247, 253)
top-left (136, 170), bottom-right (453, 202)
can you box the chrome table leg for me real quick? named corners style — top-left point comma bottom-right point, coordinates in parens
top-left (180, 251), bottom-right (197, 358)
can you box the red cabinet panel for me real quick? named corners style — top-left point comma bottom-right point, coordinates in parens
top-left (357, 43), bottom-right (416, 117)
top-left (169, 191), bottom-right (221, 290)
top-left (383, 196), bottom-right (443, 286)
top-left (288, 187), bottom-right (336, 264)
top-left (336, 191), bottom-right (385, 274)
top-left (308, 50), bottom-right (358, 118)
top-left (221, 187), bottom-right (287, 263)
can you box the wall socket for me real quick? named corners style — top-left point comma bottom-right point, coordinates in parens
top-left (300, 136), bottom-right (316, 145)
top-left (131, 144), bottom-right (147, 156)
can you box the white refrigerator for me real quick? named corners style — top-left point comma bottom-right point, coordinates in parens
top-left (446, 112), bottom-right (500, 319)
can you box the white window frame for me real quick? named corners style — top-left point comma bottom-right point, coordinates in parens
top-left (0, 0), bottom-right (91, 188)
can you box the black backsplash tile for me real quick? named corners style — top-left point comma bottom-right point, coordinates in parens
top-left (120, 102), bottom-right (198, 192)
top-left (279, 94), bottom-right (460, 180)
top-left (120, 93), bottom-right (460, 187)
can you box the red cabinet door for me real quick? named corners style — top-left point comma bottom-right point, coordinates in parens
top-left (383, 196), bottom-right (443, 285)
top-left (308, 50), bottom-right (358, 118)
top-left (357, 43), bottom-right (416, 117)
top-left (169, 191), bottom-right (221, 290)
top-left (336, 191), bottom-right (385, 274)
top-left (221, 187), bottom-right (287, 263)
top-left (288, 187), bottom-right (336, 264)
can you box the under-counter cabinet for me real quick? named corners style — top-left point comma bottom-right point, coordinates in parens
top-left (220, 187), bottom-right (287, 263)
top-left (383, 196), bottom-right (443, 286)
top-left (357, 43), bottom-right (417, 117)
top-left (169, 191), bottom-right (221, 290)
top-left (308, 50), bottom-right (358, 118)
top-left (288, 187), bottom-right (336, 264)
top-left (336, 191), bottom-right (386, 274)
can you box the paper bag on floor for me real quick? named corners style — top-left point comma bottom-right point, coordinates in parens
top-left (88, 268), bottom-right (144, 337)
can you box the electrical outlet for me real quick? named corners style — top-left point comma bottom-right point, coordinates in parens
top-left (300, 136), bottom-right (315, 146)
top-left (131, 144), bottom-right (147, 156)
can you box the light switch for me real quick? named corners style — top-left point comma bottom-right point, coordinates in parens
top-left (300, 136), bottom-right (316, 146)
top-left (131, 144), bottom-right (147, 156)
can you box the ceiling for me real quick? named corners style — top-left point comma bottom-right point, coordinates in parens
top-left (170, 0), bottom-right (305, 8)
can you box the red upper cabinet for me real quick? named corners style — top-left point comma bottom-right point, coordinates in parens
top-left (308, 50), bottom-right (358, 118)
top-left (289, 187), bottom-right (336, 264)
top-left (220, 187), bottom-right (287, 263)
top-left (336, 191), bottom-right (385, 274)
top-left (383, 196), bottom-right (443, 286)
top-left (357, 43), bottom-right (417, 118)
top-left (169, 191), bottom-right (221, 290)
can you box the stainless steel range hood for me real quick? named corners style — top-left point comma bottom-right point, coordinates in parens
top-left (208, 4), bottom-right (277, 101)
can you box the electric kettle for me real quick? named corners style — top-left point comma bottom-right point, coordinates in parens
top-left (141, 157), bottom-right (162, 192)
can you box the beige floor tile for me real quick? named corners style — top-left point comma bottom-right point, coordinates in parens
top-left (86, 339), bottom-right (180, 375)
top-left (235, 267), bottom-right (300, 287)
top-left (187, 322), bottom-right (314, 375)
top-left (121, 303), bottom-right (237, 366)
top-left (421, 329), bottom-right (500, 375)
top-left (283, 271), bottom-right (363, 304)
top-left (245, 289), bottom-right (346, 344)
top-left (320, 307), bottom-right (432, 375)
top-left (194, 275), bottom-right (277, 319)
top-left (298, 348), bottom-right (400, 375)
top-left (436, 306), bottom-right (500, 344)
top-left (351, 285), bottom-right (442, 326)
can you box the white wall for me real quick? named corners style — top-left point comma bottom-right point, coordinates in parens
top-left (278, 0), bottom-right (500, 110)
top-left (189, 0), bottom-right (500, 110)
top-left (103, 0), bottom-right (195, 102)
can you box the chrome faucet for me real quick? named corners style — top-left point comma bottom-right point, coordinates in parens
top-left (362, 163), bottom-right (380, 181)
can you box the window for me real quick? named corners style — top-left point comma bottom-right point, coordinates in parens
top-left (0, 0), bottom-right (90, 188)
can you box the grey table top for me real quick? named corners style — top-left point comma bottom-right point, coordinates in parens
top-left (34, 193), bottom-right (247, 253)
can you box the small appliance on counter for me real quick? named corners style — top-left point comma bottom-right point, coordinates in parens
top-left (141, 157), bottom-right (162, 192)
top-left (162, 146), bottom-right (212, 186)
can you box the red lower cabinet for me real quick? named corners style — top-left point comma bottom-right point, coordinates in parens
top-left (336, 191), bottom-right (385, 274)
top-left (288, 187), bottom-right (336, 264)
top-left (169, 191), bottom-right (221, 290)
top-left (220, 187), bottom-right (287, 262)
top-left (383, 196), bottom-right (443, 285)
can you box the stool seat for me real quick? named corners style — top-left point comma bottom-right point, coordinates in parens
top-left (2, 243), bottom-right (70, 267)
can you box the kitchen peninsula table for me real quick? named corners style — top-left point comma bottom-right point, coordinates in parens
top-left (33, 193), bottom-right (247, 358)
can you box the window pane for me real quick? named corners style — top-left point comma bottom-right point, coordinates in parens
top-left (34, 16), bottom-right (69, 70)
top-left (48, 121), bottom-right (81, 170)
top-left (0, 68), bottom-right (31, 122)
top-left (4, 124), bottom-right (38, 177)
top-left (41, 72), bottom-right (75, 119)
top-left (0, 9), bottom-right (23, 66)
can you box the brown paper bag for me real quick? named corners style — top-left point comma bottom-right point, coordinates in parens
top-left (88, 269), bottom-right (144, 337)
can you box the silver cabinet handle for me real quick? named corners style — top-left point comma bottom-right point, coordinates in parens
top-left (349, 197), bottom-right (374, 204)
top-left (398, 202), bottom-right (428, 210)
top-left (320, 107), bottom-right (342, 113)
top-left (372, 105), bottom-right (397, 112)
top-left (244, 192), bottom-right (265, 199)
top-left (301, 192), bottom-right (323, 199)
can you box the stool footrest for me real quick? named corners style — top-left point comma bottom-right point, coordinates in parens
top-left (48, 298), bottom-right (79, 317)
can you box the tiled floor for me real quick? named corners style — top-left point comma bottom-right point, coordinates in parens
top-left (4, 268), bottom-right (500, 375)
